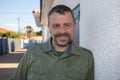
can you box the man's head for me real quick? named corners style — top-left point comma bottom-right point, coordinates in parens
top-left (48, 5), bottom-right (76, 47)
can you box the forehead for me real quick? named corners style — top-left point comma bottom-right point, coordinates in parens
top-left (49, 12), bottom-right (74, 23)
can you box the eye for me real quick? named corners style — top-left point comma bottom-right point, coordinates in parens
top-left (52, 24), bottom-right (60, 29)
top-left (64, 23), bottom-right (71, 29)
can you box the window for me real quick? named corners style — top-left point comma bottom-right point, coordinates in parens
top-left (73, 4), bottom-right (80, 46)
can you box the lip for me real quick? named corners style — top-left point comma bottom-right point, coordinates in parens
top-left (57, 36), bottom-right (68, 41)
top-left (58, 36), bottom-right (67, 39)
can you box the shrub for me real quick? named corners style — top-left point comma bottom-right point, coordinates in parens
top-left (0, 32), bottom-right (20, 38)
top-left (35, 31), bottom-right (42, 36)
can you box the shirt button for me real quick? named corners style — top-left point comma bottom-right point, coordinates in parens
top-left (55, 74), bottom-right (59, 76)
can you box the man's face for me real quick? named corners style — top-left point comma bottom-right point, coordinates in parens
top-left (48, 12), bottom-right (75, 47)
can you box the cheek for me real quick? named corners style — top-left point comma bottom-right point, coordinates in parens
top-left (68, 29), bottom-right (74, 36)
top-left (50, 30), bottom-right (57, 37)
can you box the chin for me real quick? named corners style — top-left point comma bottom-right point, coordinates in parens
top-left (56, 41), bottom-right (69, 47)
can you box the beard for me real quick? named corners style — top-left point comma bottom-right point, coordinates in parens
top-left (54, 32), bottom-right (72, 47)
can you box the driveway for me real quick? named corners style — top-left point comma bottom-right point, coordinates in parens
top-left (0, 49), bottom-right (27, 80)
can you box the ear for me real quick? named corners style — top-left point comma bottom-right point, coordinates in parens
top-left (47, 23), bottom-right (50, 28)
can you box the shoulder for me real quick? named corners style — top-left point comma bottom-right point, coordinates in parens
top-left (27, 41), bottom-right (49, 53)
top-left (72, 42), bottom-right (93, 56)
top-left (23, 42), bottom-right (48, 60)
top-left (72, 43), bottom-right (94, 60)
top-left (79, 47), bottom-right (94, 63)
top-left (80, 47), bottom-right (93, 55)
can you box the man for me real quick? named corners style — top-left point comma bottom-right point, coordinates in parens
top-left (11, 5), bottom-right (94, 80)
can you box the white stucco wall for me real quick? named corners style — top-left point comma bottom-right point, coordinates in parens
top-left (53, 0), bottom-right (120, 80)
top-left (80, 0), bottom-right (120, 80)
top-left (42, 26), bottom-right (49, 42)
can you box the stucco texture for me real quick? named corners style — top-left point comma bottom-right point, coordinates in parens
top-left (80, 0), bottom-right (120, 80)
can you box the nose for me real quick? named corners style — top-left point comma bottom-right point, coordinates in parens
top-left (58, 26), bottom-right (66, 33)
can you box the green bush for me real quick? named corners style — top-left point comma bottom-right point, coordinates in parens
top-left (35, 31), bottom-right (42, 36)
top-left (0, 32), bottom-right (20, 38)
top-left (0, 32), bottom-right (2, 37)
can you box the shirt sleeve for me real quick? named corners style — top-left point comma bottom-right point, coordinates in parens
top-left (11, 50), bottom-right (30, 80)
top-left (86, 53), bottom-right (94, 80)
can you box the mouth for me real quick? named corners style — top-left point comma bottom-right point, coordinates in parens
top-left (54, 33), bottom-right (71, 47)
top-left (58, 37), bottom-right (69, 44)
top-left (59, 36), bottom-right (68, 39)
top-left (55, 32), bottom-right (70, 37)
top-left (55, 33), bottom-right (70, 41)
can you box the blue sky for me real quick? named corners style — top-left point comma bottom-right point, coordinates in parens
top-left (0, 0), bottom-right (41, 33)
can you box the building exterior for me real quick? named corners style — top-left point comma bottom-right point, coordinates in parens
top-left (33, 0), bottom-right (120, 80)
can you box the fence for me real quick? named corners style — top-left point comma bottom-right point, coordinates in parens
top-left (0, 38), bottom-right (23, 55)
top-left (0, 38), bottom-right (41, 56)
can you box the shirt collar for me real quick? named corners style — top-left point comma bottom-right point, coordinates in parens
top-left (43, 38), bottom-right (81, 56)
top-left (71, 42), bottom-right (81, 56)
top-left (50, 41), bottom-right (72, 56)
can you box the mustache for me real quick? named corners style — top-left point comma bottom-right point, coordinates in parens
top-left (55, 32), bottom-right (70, 37)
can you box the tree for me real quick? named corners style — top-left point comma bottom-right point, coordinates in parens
top-left (35, 30), bottom-right (42, 36)
top-left (25, 25), bottom-right (36, 38)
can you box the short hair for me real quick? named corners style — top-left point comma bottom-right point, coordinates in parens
top-left (48, 5), bottom-right (75, 23)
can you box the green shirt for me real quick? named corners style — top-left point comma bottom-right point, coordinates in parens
top-left (56, 51), bottom-right (64, 56)
top-left (11, 39), bottom-right (94, 80)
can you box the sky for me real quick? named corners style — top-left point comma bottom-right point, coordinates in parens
top-left (0, 0), bottom-right (41, 33)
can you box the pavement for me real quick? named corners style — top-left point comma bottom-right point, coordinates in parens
top-left (0, 49), bottom-right (27, 80)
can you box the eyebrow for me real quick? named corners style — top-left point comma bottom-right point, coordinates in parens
top-left (64, 23), bottom-right (71, 25)
top-left (52, 22), bottom-right (71, 25)
top-left (52, 23), bottom-right (60, 26)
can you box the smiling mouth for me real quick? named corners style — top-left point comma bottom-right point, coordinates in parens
top-left (55, 32), bottom-right (70, 38)
top-left (54, 33), bottom-right (72, 47)
top-left (56, 35), bottom-right (69, 41)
